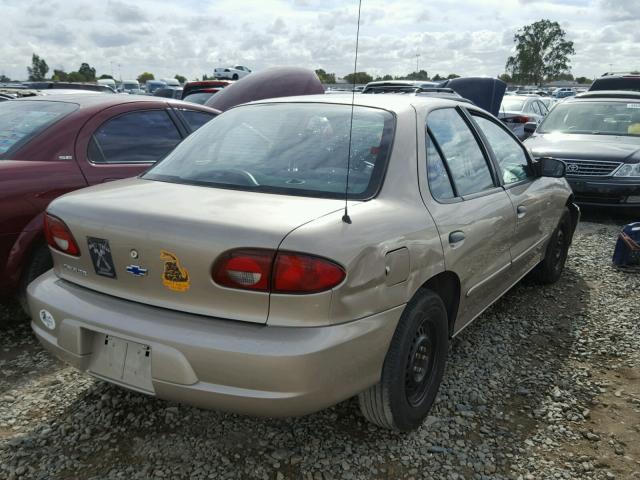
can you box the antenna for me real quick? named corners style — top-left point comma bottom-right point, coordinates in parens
top-left (342, 0), bottom-right (363, 225)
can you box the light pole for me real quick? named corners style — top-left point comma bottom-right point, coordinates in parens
top-left (415, 53), bottom-right (420, 73)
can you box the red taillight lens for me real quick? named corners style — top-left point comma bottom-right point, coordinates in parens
top-left (273, 253), bottom-right (345, 294)
top-left (212, 249), bottom-right (346, 294)
top-left (44, 214), bottom-right (80, 256)
top-left (213, 249), bottom-right (274, 291)
top-left (514, 115), bottom-right (530, 124)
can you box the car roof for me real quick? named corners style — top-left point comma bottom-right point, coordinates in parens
top-left (11, 93), bottom-right (216, 110)
top-left (245, 93), bottom-right (473, 114)
top-left (575, 90), bottom-right (640, 100)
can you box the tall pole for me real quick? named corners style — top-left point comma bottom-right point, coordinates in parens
top-left (415, 53), bottom-right (420, 73)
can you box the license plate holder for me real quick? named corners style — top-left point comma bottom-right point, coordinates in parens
top-left (89, 334), bottom-right (153, 393)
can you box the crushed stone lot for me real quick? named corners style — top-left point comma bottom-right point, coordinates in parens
top-left (1, 213), bottom-right (639, 480)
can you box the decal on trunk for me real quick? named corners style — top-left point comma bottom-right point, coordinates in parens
top-left (87, 237), bottom-right (117, 279)
top-left (160, 250), bottom-right (190, 292)
top-left (126, 265), bottom-right (148, 277)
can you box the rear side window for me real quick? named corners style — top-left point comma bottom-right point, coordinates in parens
top-left (426, 133), bottom-right (455, 200)
top-left (0, 101), bottom-right (77, 158)
top-left (428, 108), bottom-right (494, 196)
top-left (88, 110), bottom-right (182, 164)
top-left (181, 110), bottom-right (217, 131)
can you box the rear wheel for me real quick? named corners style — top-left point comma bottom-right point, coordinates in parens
top-left (358, 289), bottom-right (449, 431)
top-left (232, 73), bottom-right (239, 80)
top-left (17, 243), bottom-right (52, 313)
top-left (530, 208), bottom-right (571, 285)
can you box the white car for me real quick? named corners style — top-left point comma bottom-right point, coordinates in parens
top-left (214, 66), bottom-right (252, 80)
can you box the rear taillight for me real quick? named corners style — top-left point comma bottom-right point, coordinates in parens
top-left (512, 115), bottom-right (530, 124)
top-left (44, 214), bottom-right (80, 256)
top-left (213, 249), bottom-right (274, 291)
top-left (212, 249), bottom-right (345, 294)
top-left (273, 253), bottom-right (345, 294)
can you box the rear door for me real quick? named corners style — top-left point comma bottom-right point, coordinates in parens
top-left (468, 111), bottom-right (552, 277)
top-left (419, 107), bottom-right (516, 332)
top-left (75, 102), bottom-right (185, 185)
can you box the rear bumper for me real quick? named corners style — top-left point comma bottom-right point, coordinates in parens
top-left (28, 271), bottom-right (401, 416)
top-left (568, 177), bottom-right (640, 208)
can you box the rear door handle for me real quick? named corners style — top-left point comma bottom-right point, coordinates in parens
top-left (517, 205), bottom-right (527, 218)
top-left (449, 231), bottom-right (465, 245)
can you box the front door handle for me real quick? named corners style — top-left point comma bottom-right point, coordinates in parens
top-left (449, 230), bottom-right (465, 245)
top-left (517, 205), bottom-right (527, 218)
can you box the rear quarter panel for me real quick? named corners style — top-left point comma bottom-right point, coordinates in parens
top-left (271, 107), bottom-right (446, 326)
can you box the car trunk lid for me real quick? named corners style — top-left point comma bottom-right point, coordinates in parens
top-left (48, 178), bottom-right (344, 324)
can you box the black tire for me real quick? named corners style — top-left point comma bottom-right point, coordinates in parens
top-left (530, 208), bottom-right (571, 285)
top-left (17, 243), bottom-right (52, 313)
top-left (358, 289), bottom-right (449, 431)
top-left (232, 74), bottom-right (239, 80)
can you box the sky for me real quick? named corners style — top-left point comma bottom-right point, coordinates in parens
top-left (0, 0), bottom-right (638, 82)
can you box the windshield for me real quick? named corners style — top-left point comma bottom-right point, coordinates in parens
top-left (144, 103), bottom-right (395, 199)
top-left (538, 100), bottom-right (640, 136)
top-left (183, 92), bottom-right (216, 104)
top-left (501, 98), bottom-right (525, 111)
top-left (0, 100), bottom-right (78, 158)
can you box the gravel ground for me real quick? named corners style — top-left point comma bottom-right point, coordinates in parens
top-left (1, 212), bottom-right (639, 480)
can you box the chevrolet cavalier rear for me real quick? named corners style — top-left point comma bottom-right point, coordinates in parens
top-left (29, 94), bottom-right (576, 431)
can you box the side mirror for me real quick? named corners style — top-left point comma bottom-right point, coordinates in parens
top-left (535, 157), bottom-right (566, 178)
top-left (524, 122), bottom-right (537, 135)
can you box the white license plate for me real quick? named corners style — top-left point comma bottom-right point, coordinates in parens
top-left (89, 334), bottom-right (153, 393)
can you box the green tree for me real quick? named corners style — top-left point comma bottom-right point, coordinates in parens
top-left (52, 69), bottom-right (69, 81)
top-left (505, 19), bottom-right (575, 85)
top-left (406, 69), bottom-right (430, 81)
top-left (27, 53), bottom-right (49, 81)
top-left (203, 74), bottom-right (210, 80)
top-left (498, 73), bottom-right (513, 83)
top-left (99, 74), bottom-right (114, 80)
top-left (67, 71), bottom-right (86, 82)
top-left (77, 63), bottom-right (96, 81)
top-left (575, 76), bottom-right (592, 84)
top-left (344, 71), bottom-right (373, 84)
top-left (551, 72), bottom-right (574, 82)
top-left (174, 74), bottom-right (187, 84)
top-left (447, 73), bottom-right (460, 79)
top-left (314, 69), bottom-right (336, 84)
top-left (137, 72), bottom-right (155, 83)
top-left (432, 73), bottom-right (444, 81)
top-left (0, 74), bottom-right (10, 82)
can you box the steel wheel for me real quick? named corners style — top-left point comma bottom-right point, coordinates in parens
top-left (405, 321), bottom-right (437, 407)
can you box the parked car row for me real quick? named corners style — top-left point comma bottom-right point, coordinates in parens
top-left (2, 67), bottom-right (636, 433)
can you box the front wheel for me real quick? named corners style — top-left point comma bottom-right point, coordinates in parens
top-left (232, 73), bottom-right (239, 80)
top-left (358, 289), bottom-right (449, 431)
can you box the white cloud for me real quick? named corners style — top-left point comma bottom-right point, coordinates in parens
top-left (0, 0), bottom-right (637, 81)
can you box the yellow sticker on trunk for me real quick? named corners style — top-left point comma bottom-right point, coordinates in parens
top-left (160, 250), bottom-right (190, 292)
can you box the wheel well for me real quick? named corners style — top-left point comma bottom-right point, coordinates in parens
top-left (565, 195), bottom-right (579, 244)
top-left (418, 271), bottom-right (461, 337)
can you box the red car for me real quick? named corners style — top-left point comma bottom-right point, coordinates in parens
top-left (0, 94), bottom-right (219, 307)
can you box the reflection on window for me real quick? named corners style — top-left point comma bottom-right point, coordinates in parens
top-left (428, 109), bottom-right (494, 196)
top-left (473, 116), bottom-right (529, 184)
top-left (426, 133), bottom-right (455, 200)
top-left (89, 110), bottom-right (181, 164)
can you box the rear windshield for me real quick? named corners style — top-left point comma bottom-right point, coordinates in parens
top-left (144, 103), bottom-right (395, 199)
top-left (0, 100), bottom-right (78, 158)
top-left (182, 92), bottom-right (216, 104)
top-left (501, 98), bottom-right (525, 111)
top-left (538, 100), bottom-right (640, 136)
top-left (590, 77), bottom-right (640, 92)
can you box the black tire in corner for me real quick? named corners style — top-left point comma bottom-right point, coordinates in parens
top-left (530, 207), bottom-right (571, 285)
top-left (232, 73), bottom-right (239, 80)
top-left (358, 289), bottom-right (449, 431)
top-left (17, 243), bottom-right (52, 313)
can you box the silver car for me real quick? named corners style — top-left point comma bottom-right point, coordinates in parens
top-left (499, 95), bottom-right (549, 139)
top-left (29, 94), bottom-right (578, 431)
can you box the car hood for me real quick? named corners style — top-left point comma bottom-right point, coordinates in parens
top-left (47, 177), bottom-right (345, 324)
top-left (525, 133), bottom-right (640, 163)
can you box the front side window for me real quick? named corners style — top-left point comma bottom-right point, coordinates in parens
top-left (473, 115), bottom-right (530, 184)
top-left (0, 100), bottom-right (78, 158)
top-left (89, 110), bottom-right (182, 164)
top-left (145, 103), bottom-right (395, 199)
top-left (428, 108), bottom-right (495, 196)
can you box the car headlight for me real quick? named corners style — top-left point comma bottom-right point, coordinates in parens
top-left (614, 163), bottom-right (640, 177)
